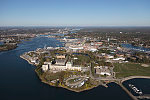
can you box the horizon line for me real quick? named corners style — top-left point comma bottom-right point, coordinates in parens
top-left (0, 25), bottom-right (150, 27)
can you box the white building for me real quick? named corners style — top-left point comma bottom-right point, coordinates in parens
top-left (69, 46), bottom-right (84, 52)
top-left (55, 59), bottom-right (66, 65)
top-left (89, 48), bottom-right (97, 52)
top-left (30, 57), bottom-right (39, 64)
top-left (113, 57), bottom-right (125, 61)
top-left (42, 65), bottom-right (49, 72)
top-left (100, 72), bottom-right (111, 76)
top-left (95, 66), bottom-right (111, 76)
top-left (43, 62), bottom-right (82, 71)
top-left (66, 62), bottom-right (81, 71)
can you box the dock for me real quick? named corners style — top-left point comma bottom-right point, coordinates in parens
top-left (119, 83), bottom-right (138, 100)
top-left (136, 94), bottom-right (150, 99)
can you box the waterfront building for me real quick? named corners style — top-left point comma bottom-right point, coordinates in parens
top-left (30, 57), bottom-right (39, 64)
top-left (43, 61), bottom-right (82, 71)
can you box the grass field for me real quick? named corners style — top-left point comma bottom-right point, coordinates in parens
top-left (114, 62), bottom-right (150, 78)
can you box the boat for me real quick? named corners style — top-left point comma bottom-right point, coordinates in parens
top-left (128, 84), bottom-right (143, 95)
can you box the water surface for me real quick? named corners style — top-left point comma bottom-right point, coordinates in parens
top-left (0, 37), bottom-right (133, 100)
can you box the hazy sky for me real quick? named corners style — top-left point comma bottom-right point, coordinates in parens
top-left (0, 0), bottom-right (150, 26)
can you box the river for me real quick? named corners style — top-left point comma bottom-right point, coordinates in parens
top-left (0, 37), bottom-right (149, 100)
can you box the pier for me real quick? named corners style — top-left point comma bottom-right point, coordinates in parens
top-left (119, 83), bottom-right (138, 100)
top-left (120, 76), bottom-right (150, 100)
top-left (136, 94), bottom-right (150, 99)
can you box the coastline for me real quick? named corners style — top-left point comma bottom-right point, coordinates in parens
top-left (20, 53), bottom-right (150, 100)
top-left (119, 76), bottom-right (150, 100)
top-left (20, 55), bottom-right (98, 92)
top-left (35, 69), bottom-right (98, 92)
top-left (0, 45), bottom-right (18, 52)
top-left (35, 67), bottom-right (150, 93)
top-left (121, 76), bottom-right (150, 83)
top-left (20, 55), bottom-right (34, 65)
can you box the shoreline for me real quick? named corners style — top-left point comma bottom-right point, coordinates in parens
top-left (20, 55), bottom-right (38, 66)
top-left (35, 69), bottom-right (99, 92)
top-left (119, 76), bottom-right (150, 100)
top-left (36, 71), bottom-right (150, 93)
top-left (20, 54), bottom-right (100, 92)
top-left (0, 45), bottom-right (18, 52)
top-left (20, 55), bottom-right (34, 65)
top-left (121, 76), bottom-right (150, 83)
top-left (20, 54), bottom-right (150, 100)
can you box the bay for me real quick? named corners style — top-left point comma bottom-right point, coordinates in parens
top-left (0, 37), bottom-right (133, 100)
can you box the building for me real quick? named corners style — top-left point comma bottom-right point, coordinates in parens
top-left (112, 57), bottom-right (125, 61)
top-left (30, 57), bottom-right (39, 64)
top-left (42, 65), bottom-right (49, 72)
top-left (56, 54), bottom-right (66, 59)
top-left (66, 62), bottom-right (81, 71)
top-left (43, 61), bottom-right (82, 71)
top-left (55, 59), bottom-right (66, 65)
top-left (69, 46), bottom-right (84, 52)
top-left (95, 66), bottom-right (111, 76)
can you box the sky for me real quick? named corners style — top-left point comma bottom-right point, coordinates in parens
top-left (0, 0), bottom-right (150, 26)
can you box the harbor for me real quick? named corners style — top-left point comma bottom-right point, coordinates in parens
top-left (1, 35), bottom-right (150, 100)
top-left (0, 36), bottom-right (133, 100)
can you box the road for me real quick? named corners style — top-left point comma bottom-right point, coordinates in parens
top-left (65, 76), bottom-right (87, 86)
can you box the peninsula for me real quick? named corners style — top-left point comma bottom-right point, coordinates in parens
top-left (20, 28), bottom-right (150, 100)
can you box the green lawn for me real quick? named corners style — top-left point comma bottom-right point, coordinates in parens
top-left (72, 55), bottom-right (90, 66)
top-left (114, 62), bottom-right (150, 78)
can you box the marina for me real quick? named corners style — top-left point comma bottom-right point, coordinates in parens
top-left (128, 84), bottom-right (143, 95)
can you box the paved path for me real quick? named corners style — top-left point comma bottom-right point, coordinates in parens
top-left (121, 76), bottom-right (150, 83)
top-left (66, 76), bottom-right (86, 86)
top-left (136, 94), bottom-right (150, 99)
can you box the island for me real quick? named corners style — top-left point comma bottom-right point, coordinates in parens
top-left (20, 28), bottom-right (150, 100)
